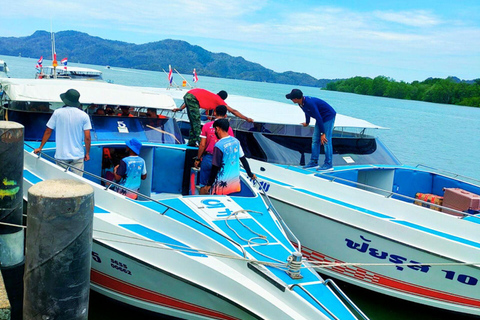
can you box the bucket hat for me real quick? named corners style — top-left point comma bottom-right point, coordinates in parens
top-left (126, 138), bottom-right (142, 155)
top-left (60, 89), bottom-right (81, 107)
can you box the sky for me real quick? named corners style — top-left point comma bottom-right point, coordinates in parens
top-left (1, 0), bottom-right (479, 82)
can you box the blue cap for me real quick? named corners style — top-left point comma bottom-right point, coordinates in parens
top-left (126, 138), bottom-right (142, 155)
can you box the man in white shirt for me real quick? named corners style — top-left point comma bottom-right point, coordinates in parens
top-left (34, 89), bottom-right (92, 176)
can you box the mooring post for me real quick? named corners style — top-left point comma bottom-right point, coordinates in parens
top-left (0, 121), bottom-right (25, 320)
top-left (24, 179), bottom-right (94, 320)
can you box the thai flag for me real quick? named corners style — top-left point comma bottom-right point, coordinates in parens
top-left (168, 65), bottom-right (173, 85)
top-left (193, 68), bottom-right (198, 83)
top-left (35, 56), bottom-right (43, 69)
top-left (61, 58), bottom-right (68, 69)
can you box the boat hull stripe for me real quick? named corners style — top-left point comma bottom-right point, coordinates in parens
top-left (90, 269), bottom-right (241, 320)
top-left (301, 246), bottom-right (480, 309)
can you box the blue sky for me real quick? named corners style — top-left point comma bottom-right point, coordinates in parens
top-left (1, 0), bottom-right (479, 82)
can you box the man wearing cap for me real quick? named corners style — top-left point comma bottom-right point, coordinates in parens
top-left (34, 88), bottom-right (92, 176)
top-left (113, 138), bottom-right (147, 200)
top-left (286, 89), bottom-right (336, 170)
top-left (172, 88), bottom-right (254, 147)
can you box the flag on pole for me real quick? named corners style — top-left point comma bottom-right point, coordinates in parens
top-left (61, 58), bottom-right (68, 70)
top-left (193, 68), bottom-right (198, 83)
top-left (168, 65), bottom-right (173, 85)
top-left (35, 56), bottom-right (43, 69)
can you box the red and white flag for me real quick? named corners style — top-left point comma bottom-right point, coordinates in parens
top-left (61, 58), bottom-right (68, 69)
top-left (193, 68), bottom-right (198, 83)
top-left (35, 56), bottom-right (43, 69)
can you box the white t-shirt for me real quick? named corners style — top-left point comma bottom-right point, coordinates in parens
top-left (46, 107), bottom-right (92, 160)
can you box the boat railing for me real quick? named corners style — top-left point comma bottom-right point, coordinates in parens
top-left (288, 281), bottom-right (369, 320)
top-left (415, 164), bottom-right (480, 185)
top-left (315, 170), bottom-right (480, 220)
top-left (254, 179), bottom-right (302, 253)
top-left (25, 143), bottom-right (247, 258)
top-left (322, 279), bottom-right (370, 320)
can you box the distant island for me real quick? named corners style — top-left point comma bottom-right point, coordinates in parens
top-left (326, 76), bottom-right (480, 108)
top-left (0, 30), bottom-right (338, 88)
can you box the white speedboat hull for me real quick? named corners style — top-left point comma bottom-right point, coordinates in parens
top-left (249, 160), bottom-right (480, 316)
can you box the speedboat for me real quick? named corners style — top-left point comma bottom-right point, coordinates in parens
top-left (215, 94), bottom-right (480, 316)
top-left (36, 66), bottom-right (104, 81)
top-left (1, 78), bottom-right (368, 320)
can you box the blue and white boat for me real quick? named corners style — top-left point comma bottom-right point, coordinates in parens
top-left (36, 65), bottom-right (104, 81)
top-left (203, 94), bottom-right (480, 316)
top-left (0, 78), bottom-right (368, 320)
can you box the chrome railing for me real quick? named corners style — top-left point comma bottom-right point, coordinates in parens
top-left (24, 142), bottom-right (247, 258)
top-left (315, 169), bottom-right (480, 220)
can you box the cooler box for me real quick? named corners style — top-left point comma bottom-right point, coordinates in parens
top-left (442, 188), bottom-right (480, 216)
top-left (414, 193), bottom-right (443, 211)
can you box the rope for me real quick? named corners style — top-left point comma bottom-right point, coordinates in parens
top-left (224, 209), bottom-right (288, 267)
top-left (0, 221), bottom-right (26, 229)
top-left (9, 222), bottom-right (480, 269)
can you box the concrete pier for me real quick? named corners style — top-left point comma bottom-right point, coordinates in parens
top-left (24, 179), bottom-right (94, 320)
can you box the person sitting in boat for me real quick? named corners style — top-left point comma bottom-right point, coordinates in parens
top-left (34, 89), bottom-right (92, 177)
top-left (117, 105), bottom-right (134, 117)
top-left (146, 107), bottom-right (167, 119)
top-left (172, 88), bottom-right (254, 147)
top-left (200, 119), bottom-right (255, 195)
top-left (196, 105), bottom-right (234, 189)
top-left (113, 138), bottom-right (147, 200)
top-left (94, 108), bottom-right (105, 115)
top-left (105, 105), bottom-right (115, 116)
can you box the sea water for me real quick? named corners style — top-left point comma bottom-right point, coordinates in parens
top-left (2, 55), bottom-right (479, 319)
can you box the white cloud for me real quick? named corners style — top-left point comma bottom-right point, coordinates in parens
top-left (373, 10), bottom-right (441, 27)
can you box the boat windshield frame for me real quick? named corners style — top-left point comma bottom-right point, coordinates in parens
top-left (229, 119), bottom-right (401, 167)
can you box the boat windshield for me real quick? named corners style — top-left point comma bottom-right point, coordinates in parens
top-left (230, 120), bottom-right (401, 167)
top-left (4, 109), bottom-right (184, 145)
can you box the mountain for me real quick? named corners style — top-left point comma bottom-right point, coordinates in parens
top-left (0, 30), bottom-right (337, 88)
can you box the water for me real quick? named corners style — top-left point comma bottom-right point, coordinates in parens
top-left (3, 55), bottom-right (480, 319)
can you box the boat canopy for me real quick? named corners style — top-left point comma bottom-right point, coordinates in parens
top-left (151, 87), bottom-right (386, 130)
top-left (0, 78), bottom-right (176, 110)
top-left (226, 94), bottom-right (386, 129)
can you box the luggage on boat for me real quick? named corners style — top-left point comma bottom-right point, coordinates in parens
top-left (414, 192), bottom-right (443, 211)
top-left (442, 188), bottom-right (480, 216)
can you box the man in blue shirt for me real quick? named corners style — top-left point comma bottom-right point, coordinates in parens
top-left (113, 138), bottom-right (147, 199)
top-left (286, 89), bottom-right (336, 170)
top-left (200, 119), bottom-right (256, 195)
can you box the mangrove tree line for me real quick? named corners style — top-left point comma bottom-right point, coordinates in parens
top-left (325, 76), bottom-right (480, 107)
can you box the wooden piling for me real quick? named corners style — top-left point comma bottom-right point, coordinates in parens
top-left (24, 179), bottom-right (94, 320)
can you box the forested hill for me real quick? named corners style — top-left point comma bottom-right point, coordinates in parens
top-left (0, 30), bottom-right (336, 88)
top-left (326, 76), bottom-right (480, 108)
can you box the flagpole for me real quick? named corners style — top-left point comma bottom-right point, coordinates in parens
top-left (161, 68), bottom-right (179, 88)
top-left (173, 68), bottom-right (193, 88)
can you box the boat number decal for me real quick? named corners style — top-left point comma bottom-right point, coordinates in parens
top-left (253, 180), bottom-right (270, 192)
top-left (345, 235), bottom-right (480, 286)
top-left (200, 199), bottom-right (234, 217)
top-left (117, 121), bottom-right (129, 133)
top-left (111, 258), bottom-right (132, 275)
top-left (92, 251), bottom-right (102, 263)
